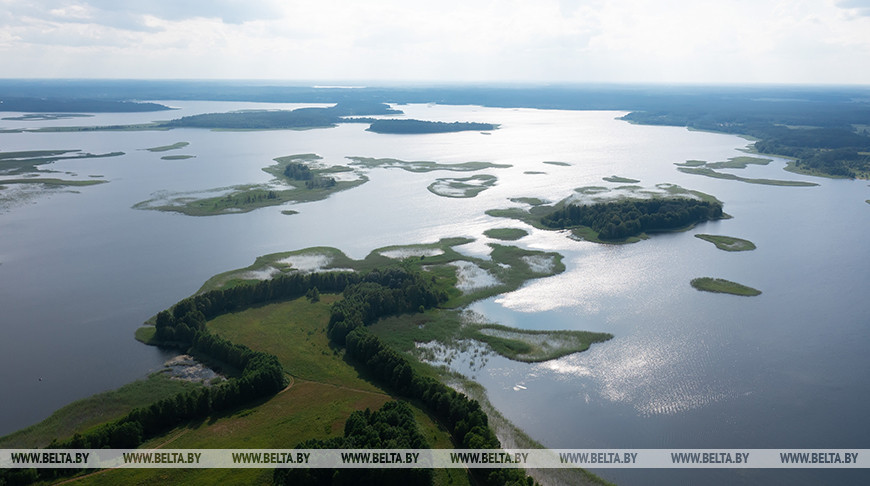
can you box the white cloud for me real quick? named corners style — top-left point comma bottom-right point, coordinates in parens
top-left (0, 0), bottom-right (868, 83)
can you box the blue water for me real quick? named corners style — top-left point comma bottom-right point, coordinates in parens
top-left (1, 102), bottom-right (868, 485)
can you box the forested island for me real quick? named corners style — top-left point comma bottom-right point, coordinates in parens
top-left (161, 101), bottom-right (400, 130)
top-left (542, 198), bottom-right (724, 240)
top-left (366, 119), bottom-right (497, 134)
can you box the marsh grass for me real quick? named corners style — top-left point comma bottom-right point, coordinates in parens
top-left (691, 277), bottom-right (762, 296)
top-left (695, 234), bottom-right (757, 251)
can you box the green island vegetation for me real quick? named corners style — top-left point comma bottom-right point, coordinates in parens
top-left (1, 113), bottom-right (92, 121)
top-left (281, 209), bottom-right (299, 215)
top-left (365, 119), bottom-right (498, 134)
top-left (160, 154), bottom-right (196, 160)
top-left (695, 234), bottom-right (757, 251)
top-left (0, 150), bottom-right (121, 194)
top-left (0, 149), bottom-right (124, 175)
top-left (706, 156), bottom-right (772, 169)
top-left (678, 159), bottom-right (706, 167)
top-left (483, 227), bottom-right (528, 241)
top-left (1, 237), bottom-right (612, 485)
top-left (347, 156), bottom-right (511, 173)
top-left (373, 311), bottom-right (612, 364)
top-left (524, 170), bottom-right (546, 174)
top-left (427, 174), bottom-right (497, 198)
top-left (0, 177), bottom-right (107, 188)
top-left (690, 277), bottom-right (762, 296)
top-left (674, 157), bottom-right (818, 186)
top-left (133, 153), bottom-right (367, 216)
top-left (145, 141), bottom-right (189, 152)
top-left (488, 184), bottom-right (724, 243)
top-left (510, 196), bottom-right (547, 206)
top-left (603, 175), bottom-right (640, 183)
top-left (542, 161), bottom-right (571, 166)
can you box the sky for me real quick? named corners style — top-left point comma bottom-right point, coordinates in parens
top-left (1, 0), bottom-right (870, 84)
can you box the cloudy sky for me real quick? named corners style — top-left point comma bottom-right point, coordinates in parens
top-left (2, 0), bottom-right (869, 84)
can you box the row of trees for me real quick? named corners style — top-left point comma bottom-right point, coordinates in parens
top-left (274, 401), bottom-right (433, 485)
top-left (342, 327), bottom-right (534, 486)
top-left (3, 329), bottom-right (286, 484)
top-left (327, 269), bottom-right (448, 344)
top-left (542, 198), bottom-right (723, 240)
top-left (324, 274), bottom-right (534, 486)
top-left (155, 271), bottom-right (359, 344)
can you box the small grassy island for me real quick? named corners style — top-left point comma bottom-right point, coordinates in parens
top-left (144, 141), bottom-right (189, 152)
top-left (691, 277), bottom-right (762, 296)
top-left (484, 227), bottom-right (529, 240)
top-left (695, 234), bottom-right (757, 251)
top-left (603, 175), bottom-right (640, 183)
top-left (427, 174), bottom-right (497, 198)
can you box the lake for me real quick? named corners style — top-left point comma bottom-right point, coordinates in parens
top-left (1, 102), bottom-right (868, 485)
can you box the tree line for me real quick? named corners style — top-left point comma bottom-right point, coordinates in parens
top-left (542, 198), bottom-right (723, 240)
top-left (274, 401), bottom-right (434, 485)
top-left (325, 277), bottom-right (535, 486)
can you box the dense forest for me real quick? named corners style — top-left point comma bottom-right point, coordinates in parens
top-left (622, 105), bottom-right (870, 178)
top-left (274, 401), bottom-right (433, 486)
top-left (542, 198), bottom-right (724, 240)
top-left (283, 162), bottom-right (336, 189)
top-left (366, 119), bottom-right (497, 134)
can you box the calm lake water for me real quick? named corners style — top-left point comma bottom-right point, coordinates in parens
top-left (1, 102), bottom-right (868, 485)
